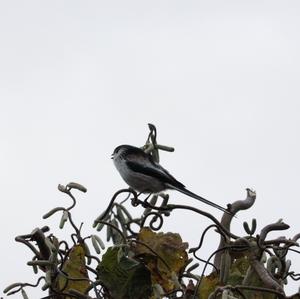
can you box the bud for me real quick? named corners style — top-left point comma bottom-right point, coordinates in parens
top-left (67, 182), bottom-right (87, 193)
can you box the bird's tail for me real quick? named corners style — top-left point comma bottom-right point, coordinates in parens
top-left (166, 183), bottom-right (229, 214)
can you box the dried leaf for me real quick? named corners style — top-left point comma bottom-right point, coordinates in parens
top-left (133, 227), bottom-right (188, 292)
top-left (56, 245), bottom-right (90, 298)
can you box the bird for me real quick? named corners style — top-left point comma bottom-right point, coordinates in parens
top-left (112, 144), bottom-right (228, 214)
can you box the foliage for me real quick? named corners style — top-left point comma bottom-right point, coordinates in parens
top-left (3, 124), bottom-right (300, 299)
top-left (134, 227), bottom-right (188, 292)
top-left (97, 246), bottom-right (152, 299)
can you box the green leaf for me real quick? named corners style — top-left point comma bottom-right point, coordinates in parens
top-left (97, 246), bottom-right (152, 299)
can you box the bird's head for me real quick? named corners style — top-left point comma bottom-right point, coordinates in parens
top-left (111, 145), bottom-right (123, 159)
top-left (111, 144), bottom-right (142, 160)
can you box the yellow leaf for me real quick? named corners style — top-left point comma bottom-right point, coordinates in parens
top-left (56, 245), bottom-right (90, 298)
top-left (133, 227), bottom-right (188, 293)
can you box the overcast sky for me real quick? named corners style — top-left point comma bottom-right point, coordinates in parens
top-left (1, 1), bottom-right (300, 297)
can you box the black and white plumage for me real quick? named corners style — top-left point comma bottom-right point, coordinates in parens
top-left (112, 144), bottom-right (228, 213)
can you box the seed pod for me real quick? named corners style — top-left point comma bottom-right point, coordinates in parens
top-left (106, 224), bottom-right (112, 242)
top-left (59, 211), bottom-right (69, 229)
top-left (45, 237), bottom-right (56, 252)
top-left (43, 207), bottom-right (65, 219)
top-left (41, 226), bottom-right (50, 233)
top-left (32, 263), bottom-right (38, 274)
top-left (93, 234), bottom-right (105, 250)
top-left (152, 150), bottom-right (159, 163)
top-left (156, 144), bottom-right (174, 152)
top-left (116, 206), bottom-right (126, 225)
top-left (91, 235), bottom-right (101, 254)
top-left (250, 218), bottom-right (257, 235)
top-left (41, 282), bottom-right (50, 291)
top-left (83, 242), bottom-right (92, 265)
top-left (111, 219), bottom-right (121, 244)
top-left (67, 182), bottom-right (87, 193)
top-left (4, 283), bottom-right (23, 294)
top-left (119, 223), bottom-right (128, 239)
top-left (42, 270), bottom-right (52, 290)
top-left (93, 211), bottom-right (109, 227)
top-left (151, 195), bottom-right (159, 205)
top-left (96, 222), bottom-right (105, 232)
top-left (51, 236), bottom-right (59, 249)
top-left (21, 289), bottom-right (29, 299)
top-left (186, 263), bottom-right (199, 273)
top-left (161, 194), bottom-right (169, 207)
top-left (111, 218), bottom-right (119, 228)
top-left (117, 247), bottom-right (124, 263)
top-left (243, 221), bottom-right (251, 235)
top-left (29, 256), bottom-right (39, 274)
top-left (27, 260), bottom-right (53, 267)
top-left (49, 251), bottom-right (58, 264)
top-left (45, 269), bottom-right (52, 283)
top-left (185, 258), bottom-right (193, 267)
top-left (285, 259), bottom-right (292, 275)
top-left (118, 205), bottom-right (133, 220)
top-left (115, 208), bottom-right (128, 237)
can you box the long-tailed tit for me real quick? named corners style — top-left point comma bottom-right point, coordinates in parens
top-left (112, 144), bottom-right (228, 213)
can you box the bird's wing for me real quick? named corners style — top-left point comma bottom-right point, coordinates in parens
top-left (151, 160), bottom-right (186, 189)
top-left (125, 153), bottom-right (185, 189)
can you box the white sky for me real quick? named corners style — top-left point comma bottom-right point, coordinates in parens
top-left (1, 1), bottom-right (300, 297)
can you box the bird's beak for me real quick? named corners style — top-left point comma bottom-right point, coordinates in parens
top-left (111, 154), bottom-right (114, 159)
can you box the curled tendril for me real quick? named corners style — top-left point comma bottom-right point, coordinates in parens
top-left (141, 212), bottom-right (164, 231)
top-left (4, 276), bottom-right (45, 296)
top-left (288, 272), bottom-right (300, 281)
top-left (95, 189), bottom-right (138, 224)
top-left (126, 219), bottom-right (142, 235)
